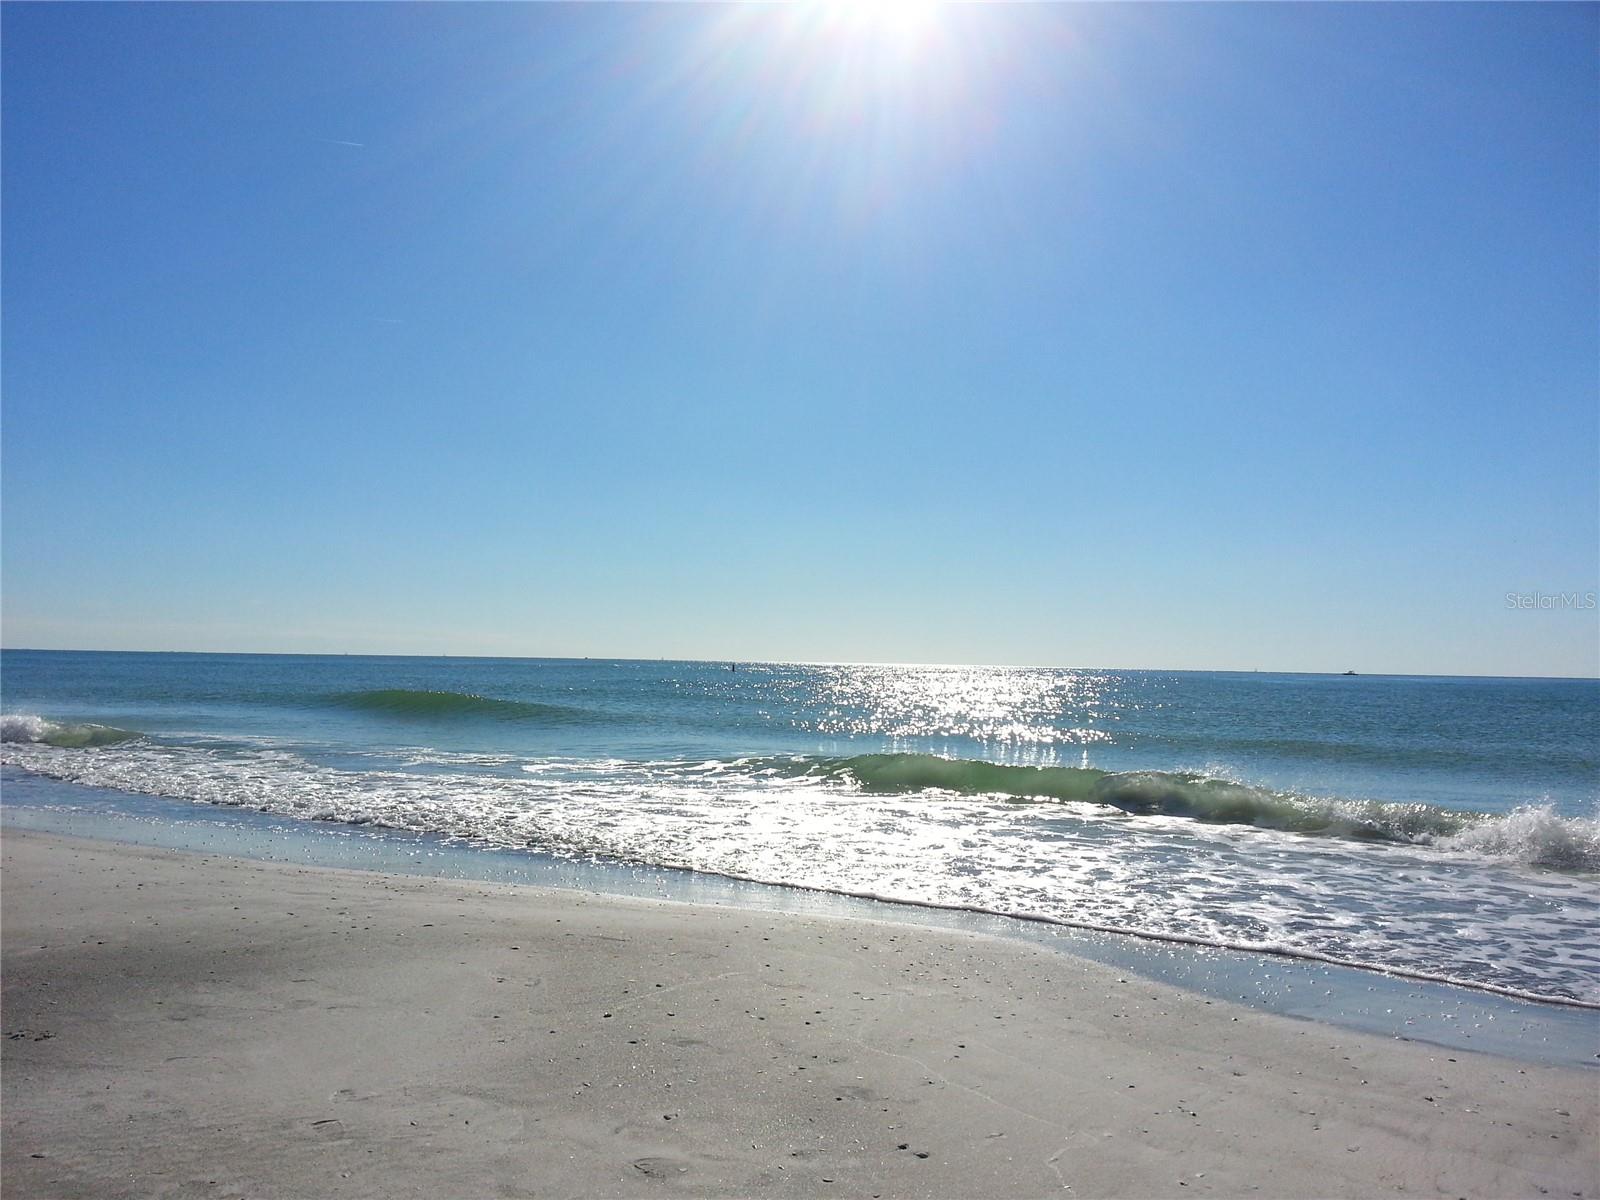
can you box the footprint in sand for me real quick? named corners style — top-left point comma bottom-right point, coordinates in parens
top-left (631, 1156), bottom-right (690, 1178)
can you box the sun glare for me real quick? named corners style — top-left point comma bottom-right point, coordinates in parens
top-left (825, 0), bottom-right (941, 44)
top-left (671, 0), bottom-right (1004, 229)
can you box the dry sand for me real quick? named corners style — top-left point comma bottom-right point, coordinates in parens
top-left (3, 829), bottom-right (1595, 1199)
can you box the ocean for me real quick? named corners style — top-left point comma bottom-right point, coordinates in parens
top-left (3, 651), bottom-right (1597, 1013)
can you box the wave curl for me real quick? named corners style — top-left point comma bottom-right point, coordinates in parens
top-left (788, 753), bottom-right (1599, 871)
top-left (1, 714), bottom-right (143, 748)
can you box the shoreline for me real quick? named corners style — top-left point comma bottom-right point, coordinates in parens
top-left (5, 828), bottom-right (1598, 1198)
top-left (5, 769), bottom-right (1598, 1070)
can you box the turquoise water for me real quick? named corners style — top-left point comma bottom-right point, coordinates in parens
top-left (3, 651), bottom-right (1597, 1006)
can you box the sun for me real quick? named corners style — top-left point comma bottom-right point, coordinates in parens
top-left (667, 0), bottom-right (985, 226)
top-left (848, 0), bottom-right (940, 39)
top-left (819, 0), bottom-right (942, 48)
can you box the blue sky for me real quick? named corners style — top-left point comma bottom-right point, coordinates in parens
top-left (3, 2), bottom-right (1596, 675)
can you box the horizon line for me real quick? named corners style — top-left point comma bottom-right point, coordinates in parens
top-left (1, 646), bottom-right (1595, 683)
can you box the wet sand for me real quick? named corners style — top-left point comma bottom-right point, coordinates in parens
top-left (3, 829), bottom-right (1595, 1199)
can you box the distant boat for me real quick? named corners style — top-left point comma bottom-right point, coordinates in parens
top-left (1342, 670), bottom-right (1358, 676)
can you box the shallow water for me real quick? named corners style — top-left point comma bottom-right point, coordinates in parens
top-left (3, 651), bottom-right (1596, 1006)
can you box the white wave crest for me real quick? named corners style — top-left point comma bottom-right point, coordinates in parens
top-left (0, 713), bottom-right (142, 748)
top-left (1, 714), bottom-right (51, 743)
top-left (1437, 804), bottom-right (1600, 872)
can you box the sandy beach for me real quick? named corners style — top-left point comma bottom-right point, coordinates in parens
top-left (3, 829), bottom-right (1595, 1199)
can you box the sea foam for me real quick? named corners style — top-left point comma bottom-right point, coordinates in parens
top-left (1438, 803), bottom-right (1600, 871)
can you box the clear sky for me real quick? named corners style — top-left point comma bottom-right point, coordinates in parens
top-left (3, 2), bottom-right (1596, 675)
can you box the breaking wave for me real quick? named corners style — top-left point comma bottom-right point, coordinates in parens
top-left (790, 753), bottom-right (1600, 870)
top-left (0, 714), bottom-right (142, 749)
